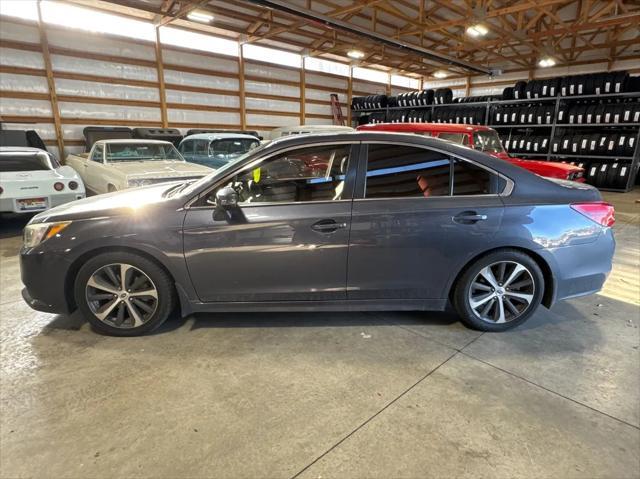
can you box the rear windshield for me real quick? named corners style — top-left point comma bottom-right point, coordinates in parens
top-left (0, 152), bottom-right (54, 172)
top-left (105, 143), bottom-right (183, 162)
top-left (473, 131), bottom-right (506, 154)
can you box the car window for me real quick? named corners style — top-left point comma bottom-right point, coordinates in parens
top-left (0, 152), bottom-right (52, 172)
top-left (437, 133), bottom-right (469, 145)
top-left (211, 144), bottom-right (352, 205)
top-left (105, 143), bottom-right (183, 162)
top-left (179, 141), bottom-right (192, 155)
top-left (452, 159), bottom-right (506, 195)
top-left (91, 145), bottom-right (103, 163)
top-left (364, 144), bottom-right (450, 199)
top-left (473, 131), bottom-right (505, 154)
top-left (193, 140), bottom-right (208, 156)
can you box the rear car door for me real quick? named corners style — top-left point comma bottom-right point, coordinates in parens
top-left (347, 142), bottom-right (506, 302)
top-left (182, 142), bottom-right (358, 302)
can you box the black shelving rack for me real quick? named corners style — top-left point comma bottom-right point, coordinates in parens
top-left (351, 91), bottom-right (640, 192)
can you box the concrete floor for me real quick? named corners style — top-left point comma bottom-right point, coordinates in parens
top-left (0, 190), bottom-right (638, 479)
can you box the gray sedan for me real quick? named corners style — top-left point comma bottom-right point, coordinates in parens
top-left (20, 132), bottom-right (615, 336)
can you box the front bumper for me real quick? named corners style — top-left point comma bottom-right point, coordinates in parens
top-left (20, 248), bottom-right (74, 315)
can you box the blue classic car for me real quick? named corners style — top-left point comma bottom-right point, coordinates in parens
top-left (178, 133), bottom-right (261, 169)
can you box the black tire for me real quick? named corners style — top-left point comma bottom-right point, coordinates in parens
top-left (453, 249), bottom-right (545, 332)
top-left (74, 251), bottom-right (175, 336)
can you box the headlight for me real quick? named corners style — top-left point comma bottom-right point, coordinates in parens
top-left (128, 178), bottom-right (153, 187)
top-left (23, 221), bottom-right (71, 248)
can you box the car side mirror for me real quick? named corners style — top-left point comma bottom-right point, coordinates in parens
top-left (215, 186), bottom-right (238, 208)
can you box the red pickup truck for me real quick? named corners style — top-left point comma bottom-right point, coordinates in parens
top-left (357, 122), bottom-right (584, 182)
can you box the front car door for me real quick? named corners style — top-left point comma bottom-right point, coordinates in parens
top-left (182, 142), bottom-right (358, 303)
top-left (347, 141), bottom-right (507, 303)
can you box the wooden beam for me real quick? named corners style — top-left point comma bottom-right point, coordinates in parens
top-left (300, 61), bottom-right (306, 125)
top-left (238, 43), bottom-right (247, 130)
top-left (155, 27), bottom-right (168, 128)
top-left (36, 1), bottom-right (65, 160)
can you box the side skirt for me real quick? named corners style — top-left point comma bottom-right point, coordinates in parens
top-left (183, 298), bottom-right (448, 315)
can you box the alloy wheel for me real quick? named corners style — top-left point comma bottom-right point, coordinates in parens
top-left (85, 263), bottom-right (158, 329)
top-left (468, 261), bottom-right (535, 324)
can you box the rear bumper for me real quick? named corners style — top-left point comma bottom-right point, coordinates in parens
top-left (20, 249), bottom-right (74, 315)
top-left (541, 227), bottom-right (615, 305)
top-left (1, 192), bottom-right (85, 214)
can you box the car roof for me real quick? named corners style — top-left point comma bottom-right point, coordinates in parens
top-left (94, 139), bottom-right (173, 145)
top-left (180, 133), bottom-right (260, 142)
top-left (357, 122), bottom-right (493, 133)
top-left (0, 146), bottom-right (48, 153)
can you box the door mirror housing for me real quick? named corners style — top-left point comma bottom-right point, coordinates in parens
top-left (215, 186), bottom-right (238, 208)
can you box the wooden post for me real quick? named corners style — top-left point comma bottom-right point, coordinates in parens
top-left (238, 43), bottom-right (247, 130)
top-left (347, 66), bottom-right (353, 125)
top-left (300, 60), bottom-right (306, 125)
top-left (155, 27), bottom-right (168, 128)
top-left (465, 76), bottom-right (471, 97)
top-left (37, 1), bottom-right (65, 160)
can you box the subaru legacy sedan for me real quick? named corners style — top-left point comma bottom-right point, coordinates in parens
top-left (20, 132), bottom-right (615, 336)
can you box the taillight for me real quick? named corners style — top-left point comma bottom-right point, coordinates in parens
top-left (68, 181), bottom-right (78, 190)
top-left (571, 202), bottom-right (615, 227)
top-left (54, 182), bottom-right (64, 191)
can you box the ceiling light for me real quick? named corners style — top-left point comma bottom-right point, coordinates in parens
top-left (466, 24), bottom-right (488, 37)
top-left (538, 57), bottom-right (556, 68)
top-left (187, 10), bottom-right (214, 23)
top-left (347, 49), bottom-right (365, 59)
top-left (433, 70), bottom-right (448, 79)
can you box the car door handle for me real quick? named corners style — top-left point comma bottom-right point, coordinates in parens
top-left (453, 212), bottom-right (488, 224)
top-left (311, 219), bottom-right (347, 233)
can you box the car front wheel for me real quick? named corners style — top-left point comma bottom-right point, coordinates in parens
top-left (453, 250), bottom-right (544, 332)
top-left (74, 252), bottom-right (175, 336)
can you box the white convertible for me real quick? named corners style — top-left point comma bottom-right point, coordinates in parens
top-left (65, 139), bottom-right (212, 194)
top-left (0, 147), bottom-right (86, 214)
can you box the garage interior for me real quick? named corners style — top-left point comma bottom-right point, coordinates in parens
top-left (0, 0), bottom-right (639, 478)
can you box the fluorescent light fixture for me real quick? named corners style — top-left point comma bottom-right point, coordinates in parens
top-left (433, 70), bottom-right (448, 79)
top-left (347, 49), bottom-right (365, 59)
top-left (466, 24), bottom-right (488, 37)
top-left (538, 57), bottom-right (556, 68)
top-left (187, 10), bottom-right (213, 23)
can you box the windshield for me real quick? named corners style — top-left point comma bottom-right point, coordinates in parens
top-left (0, 152), bottom-right (54, 172)
top-left (105, 143), bottom-right (183, 162)
top-left (473, 131), bottom-right (506, 154)
top-left (174, 141), bottom-right (271, 197)
top-left (209, 138), bottom-right (260, 160)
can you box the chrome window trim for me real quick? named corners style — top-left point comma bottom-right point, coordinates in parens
top-left (184, 140), bottom-right (359, 209)
top-left (361, 140), bottom-right (514, 198)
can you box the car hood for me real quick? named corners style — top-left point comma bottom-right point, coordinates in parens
top-left (30, 182), bottom-right (182, 223)
top-left (106, 160), bottom-right (212, 178)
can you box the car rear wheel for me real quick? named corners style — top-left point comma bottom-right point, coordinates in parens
top-left (75, 252), bottom-right (175, 336)
top-left (453, 250), bottom-right (544, 332)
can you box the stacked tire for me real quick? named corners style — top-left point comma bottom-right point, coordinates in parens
top-left (557, 100), bottom-right (640, 124)
top-left (433, 106), bottom-right (485, 125)
top-left (351, 94), bottom-right (387, 110)
top-left (504, 135), bottom-right (550, 155)
top-left (584, 162), bottom-right (634, 188)
top-left (492, 104), bottom-right (554, 125)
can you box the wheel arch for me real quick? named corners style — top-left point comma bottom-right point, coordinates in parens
top-left (448, 246), bottom-right (555, 308)
top-left (64, 245), bottom-right (180, 312)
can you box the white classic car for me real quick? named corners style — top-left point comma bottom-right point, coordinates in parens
top-left (65, 139), bottom-right (213, 194)
top-left (0, 147), bottom-right (86, 214)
